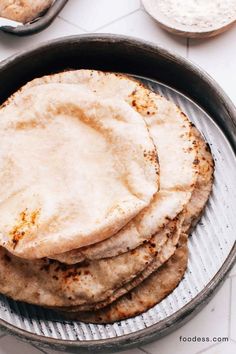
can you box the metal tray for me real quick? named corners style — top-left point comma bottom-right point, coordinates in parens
top-left (0, 0), bottom-right (68, 36)
top-left (0, 35), bottom-right (235, 353)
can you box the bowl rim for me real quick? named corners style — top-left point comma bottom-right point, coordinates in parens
top-left (0, 34), bottom-right (235, 353)
top-left (141, 0), bottom-right (236, 38)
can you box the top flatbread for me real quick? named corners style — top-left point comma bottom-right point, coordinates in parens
top-left (17, 70), bottom-right (198, 264)
top-left (0, 0), bottom-right (53, 23)
top-left (0, 83), bottom-right (159, 259)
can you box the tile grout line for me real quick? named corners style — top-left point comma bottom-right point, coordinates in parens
top-left (57, 15), bottom-right (88, 32)
top-left (30, 343), bottom-right (49, 354)
top-left (138, 347), bottom-right (151, 354)
top-left (228, 277), bottom-right (233, 339)
top-left (195, 342), bottom-right (219, 354)
top-left (94, 8), bottom-right (141, 32)
top-left (140, 0), bottom-right (144, 10)
top-left (59, 8), bottom-right (142, 34)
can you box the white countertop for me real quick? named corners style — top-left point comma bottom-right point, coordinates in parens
top-left (0, 1), bottom-right (235, 353)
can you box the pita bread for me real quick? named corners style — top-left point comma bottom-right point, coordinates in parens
top-left (55, 129), bottom-right (214, 313)
top-left (25, 70), bottom-right (198, 264)
top-left (182, 125), bottom-right (214, 233)
top-left (86, 129), bottom-right (213, 320)
top-left (57, 213), bottom-right (183, 312)
top-left (0, 209), bottom-right (183, 308)
top-left (51, 191), bottom-right (187, 264)
top-left (0, 71), bottom-right (214, 320)
top-left (53, 127), bottom-right (214, 312)
top-left (0, 236), bottom-right (159, 307)
top-left (4, 127), bottom-right (210, 313)
top-left (0, 0), bottom-right (53, 23)
top-left (0, 182), bottom-right (185, 310)
top-left (0, 83), bottom-right (159, 259)
top-left (61, 234), bottom-right (188, 323)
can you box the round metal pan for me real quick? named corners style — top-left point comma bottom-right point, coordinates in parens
top-left (0, 34), bottom-right (235, 353)
top-left (0, 0), bottom-right (68, 36)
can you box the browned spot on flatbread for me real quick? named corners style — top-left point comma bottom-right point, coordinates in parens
top-left (143, 149), bottom-right (157, 163)
top-left (9, 208), bottom-right (41, 249)
top-left (15, 119), bottom-right (46, 130)
top-left (128, 86), bottom-right (157, 116)
top-left (143, 149), bottom-right (159, 176)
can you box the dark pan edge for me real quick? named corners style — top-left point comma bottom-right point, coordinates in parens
top-left (0, 34), bottom-right (235, 353)
top-left (0, 34), bottom-right (235, 144)
top-left (0, 0), bottom-right (68, 36)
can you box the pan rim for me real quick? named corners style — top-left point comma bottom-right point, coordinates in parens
top-left (0, 34), bottom-right (235, 352)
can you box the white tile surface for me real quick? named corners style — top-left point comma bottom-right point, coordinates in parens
top-left (200, 341), bottom-right (236, 354)
top-left (60, 0), bottom-right (140, 31)
top-left (97, 9), bottom-right (187, 56)
top-left (188, 26), bottom-right (236, 104)
top-left (231, 277), bottom-right (236, 341)
top-left (0, 335), bottom-right (41, 354)
top-left (0, 17), bottom-right (85, 61)
top-left (0, 2), bottom-right (235, 354)
top-left (142, 279), bottom-right (231, 354)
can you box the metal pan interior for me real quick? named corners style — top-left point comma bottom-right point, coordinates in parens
top-left (0, 36), bottom-right (235, 353)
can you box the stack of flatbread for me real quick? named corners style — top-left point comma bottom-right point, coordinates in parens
top-left (0, 70), bottom-right (214, 324)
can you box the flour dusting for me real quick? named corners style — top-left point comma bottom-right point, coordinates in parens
top-left (158, 0), bottom-right (236, 28)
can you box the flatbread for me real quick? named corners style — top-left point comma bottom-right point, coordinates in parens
top-left (51, 191), bottom-right (187, 264)
top-left (56, 128), bottom-right (214, 313)
top-left (0, 207), bottom-right (183, 308)
top-left (182, 125), bottom-right (214, 233)
top-left (56, 213), bottom-right (183, 312)
top-left (22, 70), bottom-right (198, 264)
top-left (0, 83), bottom-right (159, 259)
top-left (0, 0), bottom-right (53, 23)
top-left (0, 238), bottom-right (158, 307)
top-left (61, 234), bottom-right (188, 323)
top-left (0, 71), bottom-right (214, 317)
top-left (0, 213), bottom-right (183, 308)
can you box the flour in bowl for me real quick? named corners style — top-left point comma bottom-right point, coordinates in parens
top-left (158, 0), bottom-right (236, 28)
